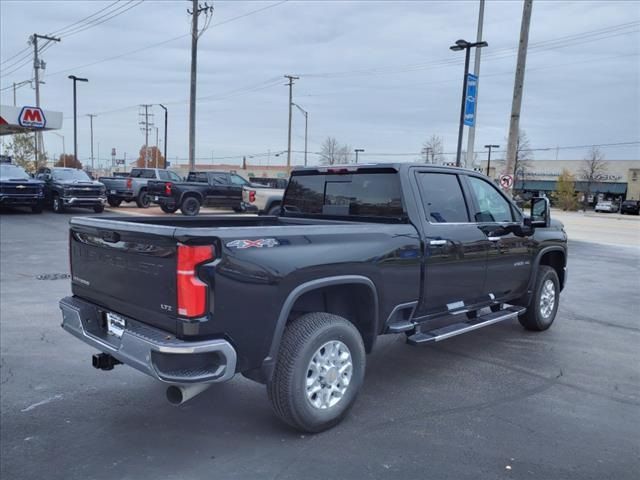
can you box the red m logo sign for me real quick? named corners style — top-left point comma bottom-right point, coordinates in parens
top-left (18, 106), bottom-right (46, 128)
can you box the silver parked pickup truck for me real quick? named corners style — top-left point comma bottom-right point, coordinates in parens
top-left (99, 168), bottom-right (183, 208)
top-left (242, 184), bottom-right (285, 215)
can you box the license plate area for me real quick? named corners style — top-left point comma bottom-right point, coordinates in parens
top-left (110, 189), bottom-right (116, 194)
top-left (105, 312), bottom-right (126, 338)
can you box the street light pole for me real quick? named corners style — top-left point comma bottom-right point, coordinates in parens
top-left (450, 39), bottom-right (488, 167)
top-left (484, 144), bottom-right (499, 177)
top-left (354, 148), bottom-right (364, 164)
top-left (52, 132), bottom-right (65, 166)
top-left (158, 104), bottom-right (168, 168)
top-left (87, 114), bottom-right (96, 171)
top-left (68, 75), bottom-right (88, 167)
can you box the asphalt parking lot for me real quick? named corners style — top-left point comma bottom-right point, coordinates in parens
top-left (1, 207), bottom-right (639, 479)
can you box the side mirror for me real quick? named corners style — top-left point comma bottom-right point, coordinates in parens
top-left (44, 174), bottom-right (52, 181)
top-left (530, 197), bottom-right (550, 228)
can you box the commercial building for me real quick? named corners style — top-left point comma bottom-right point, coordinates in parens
top-left (480, 159), bottom-right (640, 201)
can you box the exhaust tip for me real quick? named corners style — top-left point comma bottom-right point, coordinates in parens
top-left (166, 385), bottom-right (184, 405)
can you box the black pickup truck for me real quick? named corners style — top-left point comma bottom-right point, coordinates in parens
top-left (0, 163), bottom-right (45, 213)
top-left (59, 164), bottom-right (567, 432)
top-left (36, 167), bottom-right (106, 213)
top-left (148, 170), bottom-right (251, 215)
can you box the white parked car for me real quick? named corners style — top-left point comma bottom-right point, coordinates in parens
top-left (594, 201), bottom-right (617, 213)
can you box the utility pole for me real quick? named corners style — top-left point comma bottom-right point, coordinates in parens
top-left (31, 33), bottom-right (60, 168)
top-left (155, 127), bottom-right (159, 167)
top-left (354, 149), bottom-right (364, 164)
top-left (504, 0), bottom-right (533, 195)
top-left (484, 144), bottom-right (499, 176)
top-left (465, 0), bottom-right (486, 167)
top-left (187, 1), bottom-right (214, 171)
top-left (159, 104), bottom-right (168, 168)
top-left (87, 114), bottom-right (96, 171)
top-left (292, 102), bottom-right (308, 166)
top-left (139, 105), bottom-right (153, 168)
top-left (284, 75), bottom-right (299, 171)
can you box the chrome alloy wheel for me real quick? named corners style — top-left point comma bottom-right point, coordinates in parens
top-left (305, 340), bottom-right (353, 410)
top-left (540, 279), bottom-right (556, 318)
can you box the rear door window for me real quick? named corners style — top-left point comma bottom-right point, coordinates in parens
top-left (416, 173), bottom-right (469, 223)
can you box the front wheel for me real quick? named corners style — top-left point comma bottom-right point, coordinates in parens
top-left (31, 203), bottom-right (43, 214)
top-left (107, 197), bottom-right (122, 207)
top-left (267, 312), bottom-right (366, 433)
top-left (519, 265), bottom-right (560, 331)
top-left (93, 205), bottom-right (105, 213)
top-left (52, 194), bottom-right (65, 213)
top-left (180, 196), bottom-right (201, 216)
top-left (160, 204), bottom-right (178, 214)
top-left (135, 190), bottom-right (150, 208)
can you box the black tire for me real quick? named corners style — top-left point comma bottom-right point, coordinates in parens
top-left (160, 204), bottom-right (178, 214)
top-left (93, 205), bottom-right (105, 213)
top-left (267, 312), bottom-right (366, 433)
top-left (180, 196), bottom-right (201, 216)
top-left (232, 204), bottom-right (243, 213)
top-left (52, 194), bottom-right (64, 213)
top-left (267, 204), bottom-right (281, 216)
top-left (519, 265), bottom-right (560, 331)
top-left (31, 203), bottom-right (43, 214)
top-left (107, 197), bottom-right (122, 207)
top-left (135, 190), bottom-right (150, 208)
top-left (490, 303), bottom-right (502, 313)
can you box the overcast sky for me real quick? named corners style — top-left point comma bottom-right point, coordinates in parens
top-left (1, 0), bottom-right (639, 168)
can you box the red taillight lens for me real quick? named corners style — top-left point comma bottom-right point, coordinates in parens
top-left (126, 178), bottom-right (132, 189)
top-left (176, 244), bottom-right (214, 318)
top-left (165, 182), bottom-right (173, 196)
top-left (249, 190), bottom-right (256, 203)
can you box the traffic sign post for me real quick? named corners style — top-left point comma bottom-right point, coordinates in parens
top-left (463, 74), bottom-right (478, 127)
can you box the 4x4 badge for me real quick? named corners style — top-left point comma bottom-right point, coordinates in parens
top-left (226, 238), bottom-right (279, 249)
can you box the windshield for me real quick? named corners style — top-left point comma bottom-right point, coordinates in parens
top-left (52, 169), bottom-right (92, 181)
top-left (0, 164), bottom-right (30, 179)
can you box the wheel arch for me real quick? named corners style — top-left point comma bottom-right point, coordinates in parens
top-left (531, 246), bottom-right (567, 293)
top-left (260, 275), bottom-right (379, 382)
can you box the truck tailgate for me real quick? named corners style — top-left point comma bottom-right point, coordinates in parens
top-left (69, 218), bottom-right (179, 334)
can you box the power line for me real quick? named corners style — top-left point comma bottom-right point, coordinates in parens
top-left (47, 1), bottom-right (122, 36)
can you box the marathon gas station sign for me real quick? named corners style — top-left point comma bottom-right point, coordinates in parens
top-left (0, 104), bottom-right (62, 135)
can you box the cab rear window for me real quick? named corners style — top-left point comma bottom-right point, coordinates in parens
top-left (283, 169), bottom-right (405, 221)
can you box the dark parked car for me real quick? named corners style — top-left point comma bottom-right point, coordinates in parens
top-left (36, 167), bottom-right (106, 213)
top-left (59, 164), bottom-right (567, 432)
top-left (148, 170), bottom-right (251, 216)
top-left (620, 199), bottom-right (640, 215)
top-left (0, 163), bottom-right (45, 213)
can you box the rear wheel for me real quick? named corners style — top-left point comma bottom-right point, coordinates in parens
top-left (160, 204), bottom-right (178, 214)
top-left (107, 197), bottom-right (122, 207)
top-left (519, 265), bottom-right (559, 331)
top-left (180, 196), bottom-right (201, 216)
top-left (52, 194), bottom-right (64, 213)
top-left (135, 190), bottom-right (150, 208)
top-left (267, 312), bottom-right (366, 433)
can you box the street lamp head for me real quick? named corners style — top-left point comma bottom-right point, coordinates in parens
top-left (485, 144), bottom-right (500, 149)
top-left (450, 39), bottom-right (468, 51)
top-left (68, 75), bottom-right (88, 82)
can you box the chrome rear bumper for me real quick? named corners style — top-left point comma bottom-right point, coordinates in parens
top-left (59, 296), bottom-right (237, 384)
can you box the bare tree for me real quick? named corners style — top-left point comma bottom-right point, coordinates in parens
top-left (578, 146), bottom-right (608, 210)
top-left (422, 134), bottom-right (444, 164)
top-left (320, 137), bottom-right (352, 165)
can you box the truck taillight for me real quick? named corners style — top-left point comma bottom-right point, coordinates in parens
top-left (165, 182), bottom-right (173, 196)
top-left (176, 244), bottom-right (215, 318)
top-left (249, 190), bottom-right (256, 202)
top-left (126, 178), bottom-right (132, 189)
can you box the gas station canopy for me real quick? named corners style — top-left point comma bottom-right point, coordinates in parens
top-left (0, 105), bottom-right (63, 136)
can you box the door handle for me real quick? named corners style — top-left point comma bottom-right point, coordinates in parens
top-left (487, 236), bottom-right (501, 242)
top-left (429, 239), bottom-right (448, 246)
